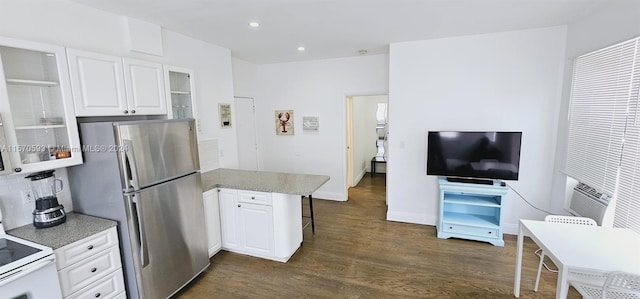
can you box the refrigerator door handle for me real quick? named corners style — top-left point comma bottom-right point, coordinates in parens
top-left (123, 139), bottom-right (140, 191)
top-left (131, 194), bottom-right (150, 267)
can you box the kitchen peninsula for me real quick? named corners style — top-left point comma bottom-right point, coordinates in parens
top-left (201, 168), bottom-right (329, 262)
top-left (202, 168), bottom-right (330, 198)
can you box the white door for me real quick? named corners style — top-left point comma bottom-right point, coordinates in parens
top-left (234, 97), bottom-right (258, 170)
top-left (218, 189), bottom-right (240, 250)
top-left (346, 97), bottom-right (354, 187)
top-left (238, 203), bottom-right (274, 257)
top-left (123, 58), bottom-right (167, 115)
top-left (67, 49), bottom-right (128, 116)
top-left (203, 189), bottom-right (222, 257)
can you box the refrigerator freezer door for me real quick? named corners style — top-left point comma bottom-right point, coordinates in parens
top-left (117, 119), bottom-right (199, 189)
top-left (126, 173), bottom-right (209, 299)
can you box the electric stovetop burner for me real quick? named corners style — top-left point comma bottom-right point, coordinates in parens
top-left (0, 238), bottom-right (41, 268)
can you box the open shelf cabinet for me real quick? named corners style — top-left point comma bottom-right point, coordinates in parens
top-left (164, 65), bottom-right (196, 121)
top-left (0, 37), bottom-right (82, 174)
top-left (437, 177), bottom-right (508, 246)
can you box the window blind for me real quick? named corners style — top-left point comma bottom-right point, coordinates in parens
top-left (565, 38), bottom-right (638, 195)
top-left (615, 40), bottom-right (640, 233)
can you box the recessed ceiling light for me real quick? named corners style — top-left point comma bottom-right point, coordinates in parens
top-left (297, 46), bottom-right (305, 52)
top-left (248, 21), bottom-right (260, 28)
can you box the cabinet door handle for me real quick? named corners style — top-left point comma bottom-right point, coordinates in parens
top-left (131, 110), bottom-right (136, 114)
top-left (87, 245), bottom-right (94, 250)
top-left (94, 293), bottom-right (101, 298)
top-left (488, 231), bottom-right (492, 234)
top-left (251, 196), bottom-right (255, 200)
top-left (237, 204), bottom-right (241, 207)
top-left (124, 110), bottom-right (129, 114)
top-left (90, 267), bottom-right (97, 273)
top-left (449, 226), bottom-right (453, 229)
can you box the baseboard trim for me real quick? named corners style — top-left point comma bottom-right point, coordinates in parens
top-left (502, 222), bottom-right (519, 235)
top-left (352, 170), bottom-right (366, 187)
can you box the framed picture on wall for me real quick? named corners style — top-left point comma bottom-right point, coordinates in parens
top-left (275, 110), bottom-right (294, 135)
top-left (219, 103), bottom-right (232, 128)
top-left (302, 116), bottom-right (319, 130)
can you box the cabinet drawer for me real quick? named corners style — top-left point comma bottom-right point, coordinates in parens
top-left (67, 269), bottom-right (125, 299)
top-left (56, 227), bottom-right (118, 269)
top-left (238, 190), bottom-right (272, 206)
top-left (442, 223), bottom-right (499, 238)
top-left (58, 245), bottom-right (123, 297)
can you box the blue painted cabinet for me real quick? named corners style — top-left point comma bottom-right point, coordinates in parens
top-left (437, 178), bottom-right (508, 246)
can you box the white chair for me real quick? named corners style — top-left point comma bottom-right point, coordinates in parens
top-left (571, 271), bottom-right (640, 299)
top-left (534, 215), bottom-right (598, 292)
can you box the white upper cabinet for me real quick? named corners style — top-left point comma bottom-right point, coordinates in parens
top-left (163, 65), bottom-right (196, 120)
top-left (67, 49), bottom-right (127, 116)
top-left (67, 49), bottom-right (167, 116)
top-left (123, 58), bottom-right (166, 115)
top-left (0, 37), bottom-right (82, 174)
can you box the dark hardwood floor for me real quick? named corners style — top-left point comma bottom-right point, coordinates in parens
top-left (175, 174), bottom-right (579, 298)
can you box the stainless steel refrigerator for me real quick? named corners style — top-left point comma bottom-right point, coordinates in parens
top-left (68, 119), bottom-right (209, 299)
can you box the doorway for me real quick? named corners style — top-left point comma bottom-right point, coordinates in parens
top-left (234, 96), bottom-right (259, 170)
top-left (346, 95), bottom-right (388, 188)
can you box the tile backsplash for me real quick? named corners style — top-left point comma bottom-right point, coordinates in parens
top-left (0, 168), bottom-right (73, 230)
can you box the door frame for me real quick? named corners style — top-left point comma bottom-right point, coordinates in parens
top-left (346, 96), bottom-right (354, 187)
top-left (344, 93), bottom-right (389, 195)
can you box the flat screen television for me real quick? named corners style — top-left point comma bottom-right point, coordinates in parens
top-left (427, 131), bottom-right (522, 181)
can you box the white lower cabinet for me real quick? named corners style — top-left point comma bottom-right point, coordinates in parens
top-left (66, 270), bottom-right (125, 299)
top-left (238, 200), bottom-right (275, 257)
top-left (203, 189), bottom-right (222, 257)
top-left (218, 188), bottom-right (241, 251)
top-left (55, 227), bottom-right (126, 299)
top-left (218, 188), bottom-right (302, 262)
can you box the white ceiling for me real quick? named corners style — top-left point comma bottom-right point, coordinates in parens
top-left (67, 0), bottom-right (607, 64)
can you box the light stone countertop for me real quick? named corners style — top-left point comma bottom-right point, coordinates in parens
top-left (8, 212), bottom-right (117, 249)
top-left (201, 168), bottom-right (330, 196)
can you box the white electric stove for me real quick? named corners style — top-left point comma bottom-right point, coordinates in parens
top-left (0, 209), bottom-right (63, 299)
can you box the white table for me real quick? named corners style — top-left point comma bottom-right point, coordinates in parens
top-left (513, 219), bottom-right (640, 299)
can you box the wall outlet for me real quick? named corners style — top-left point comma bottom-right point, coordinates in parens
top-left (21, 190), bottom-right (34, 204)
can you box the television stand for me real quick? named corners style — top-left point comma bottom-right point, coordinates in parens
top-left (446, 177), bottom-right (493, 185)
top-left (437, 177), bottom-right (508, 246)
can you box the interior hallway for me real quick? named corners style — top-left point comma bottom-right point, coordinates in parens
top-left (175, 174), bottom-right (578, 298)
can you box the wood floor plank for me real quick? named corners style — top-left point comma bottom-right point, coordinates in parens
top-left (175, 174), bottom-right (579, 298)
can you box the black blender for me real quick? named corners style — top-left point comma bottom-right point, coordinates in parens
top-left (25, 170), bottom-right (66, 228)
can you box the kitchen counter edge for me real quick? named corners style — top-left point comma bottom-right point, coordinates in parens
top-left (201, 168), bottom-right (330, 196)
top-left (7, 212), bottom-right (117, 249)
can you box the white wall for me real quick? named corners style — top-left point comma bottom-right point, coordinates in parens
top-left (0, 168), bottom-right (74, 229)
top-left (253, 55), bottom-right (389, 200)
top-left (232, 58), bottom-right (259, 98)
top-left (0, 0), bottom-right (236, 229)
top-left (387, 26), bottom-right (567, 233)
top-left (549, 0), bottom-right (640, 214)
